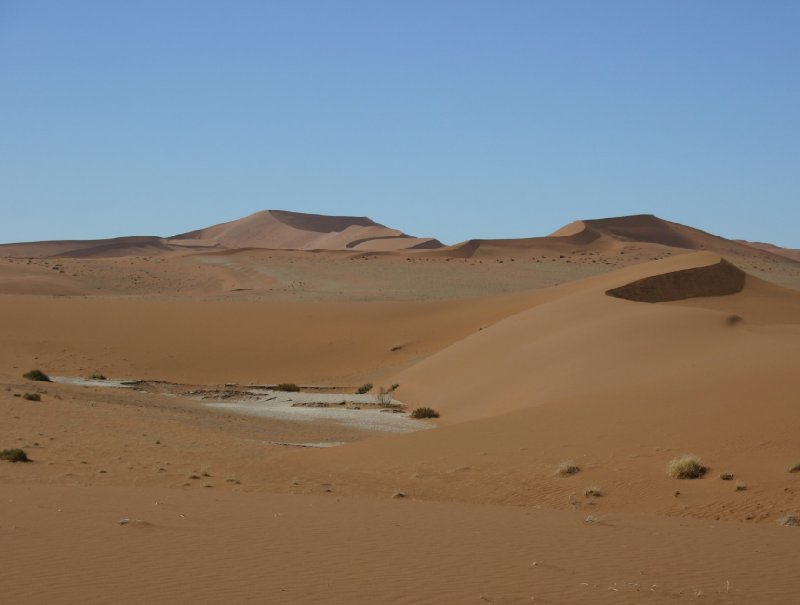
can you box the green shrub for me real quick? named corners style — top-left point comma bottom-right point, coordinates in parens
top-left (22, 393), bottom-right (41, 402)
top-left (667, 455), bottom-right (707, 479)
top-left (88, 372), bottom-right (107, 380)
top-left (410, 407), bottom-right (439, 419)
top-left (0, 448), bottom-right (30, 463)
top-left (356, 383), bottom-right (373, 394)
top-left (23, 369), bottom-right (50, 382)
top-left (274, 383), bottom-right (300, 392)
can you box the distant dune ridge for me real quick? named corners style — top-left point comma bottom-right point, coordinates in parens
top-left (1, 210), bottom-right (798, 263)
top-left (434, 213), bottom-right (794, 260)
top-left (169, 209), bottom-right (444, 252)
top-left (0, 209), bottom-right (443, 258)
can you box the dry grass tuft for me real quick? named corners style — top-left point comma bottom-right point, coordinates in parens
top-left (583, 486), bottom-right (602, 498)
top-left (719, 472), bottom-right (734, 481)
top-left (779, 514), bottom-right (800, 527)
top-left (667, 454), bottom-right (706, 479)
top-left (556, 461), bottom-right (580, 477)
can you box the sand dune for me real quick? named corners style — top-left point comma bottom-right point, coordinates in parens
top-left (169, 209), bottom-right (442, 252)
top-left (392, 252), bottom-right (800, 423)
top-left (437, 214), bottom-right (794, 264)
top-left (0, 210), bottom-right (442, 258)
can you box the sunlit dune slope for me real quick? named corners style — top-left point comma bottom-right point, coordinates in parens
top-left (393, 251), bottom-right (800, 424)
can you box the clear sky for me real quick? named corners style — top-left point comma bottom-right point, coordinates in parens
top-left (1, 1), bottom-right (798, 246)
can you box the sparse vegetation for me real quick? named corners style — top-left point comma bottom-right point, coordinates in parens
top-left (556, 461), bottom-right (580, 477)
top-left (1, 448), bottom-right (30, 463)
top-left (356, 383), bottom-right (373, 394)
top-left (410, 407), bottom-right (439, 419)
top-left (23, 369), bottom-right (50, 382)
top-left (376, 387), bottom-right (393, 405)
top-left (779, 514), bottom-right (800, 527)
top-left (583, 486), bottom-right (603, 498)
top-left (22, 393), bottom-right (41, 401)
top-left (274, 383), bottom-right (300, 392)
top-left (788, 462), bottom-right (800, 473)
top-left (389, 384), bottom-right (399, 392)
top-left (719, 472), bottom-right (734, 481)
top-left (88, 372), bottom-right (107, 380)
top-left (667, 454), bottom-right (707, 479)
top-left (735, 482), bottom-right (747, 492)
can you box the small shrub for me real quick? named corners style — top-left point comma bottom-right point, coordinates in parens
top-left (735, 482), bottom-right (747, 492)
top-left (274, 383), bottom-right (300, 392)
top-left (23, 369), bottom-right (50, 382)
top-left (356, 383), bottom-right (373, 394)
top-left (667, 454), bottom-right (707, 479)
top-left (22, 393), bottom-right (41, 402)
top-left (389, 384), bottom-right (399, 392)
top-left (719, 472), bottom-right (734, 481)
top-left (788, 462), bottom-right (800, 473)
top-left (583, 486), bottom-right (603, 498)
top-left (779, 514), bottom-right (800, 527)
top-left (0, 448), bottom-right (30, 463)
top-left (88, 372), bottom-right (107, 380)
top-left (556, 461), bottom-right (580, 476)
top-left (410, 407), bottom-right (439, 419)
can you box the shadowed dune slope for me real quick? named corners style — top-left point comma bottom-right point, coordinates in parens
top-left (606, 257), bottom-right (745, 302)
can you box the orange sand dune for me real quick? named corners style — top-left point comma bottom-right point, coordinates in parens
top-left (0, 210), bottom-right (442, 259)
top-left (393, 252), bottom-right (800, 423)
top-left (170, 209), bottom-right (442, 252)
top-left (435, 215), bottom-right (799, 282)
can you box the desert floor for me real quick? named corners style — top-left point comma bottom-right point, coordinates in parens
top-left (2, 243), bottom-right (800, 604)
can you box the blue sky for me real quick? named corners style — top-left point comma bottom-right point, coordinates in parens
top-left (1, 1), bottom-right (798, 246)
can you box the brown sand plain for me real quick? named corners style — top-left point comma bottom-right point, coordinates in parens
top-left (2, 214), bottom-right (800, 603)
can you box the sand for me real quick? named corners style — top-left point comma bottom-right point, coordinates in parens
top-left (2, 212), bottom-right (800, 603)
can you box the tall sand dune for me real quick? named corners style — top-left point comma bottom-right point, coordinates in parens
top-left (169, 209), bottom-right (442, 251)
top-left (392, 251), bottom-right (800, 423)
